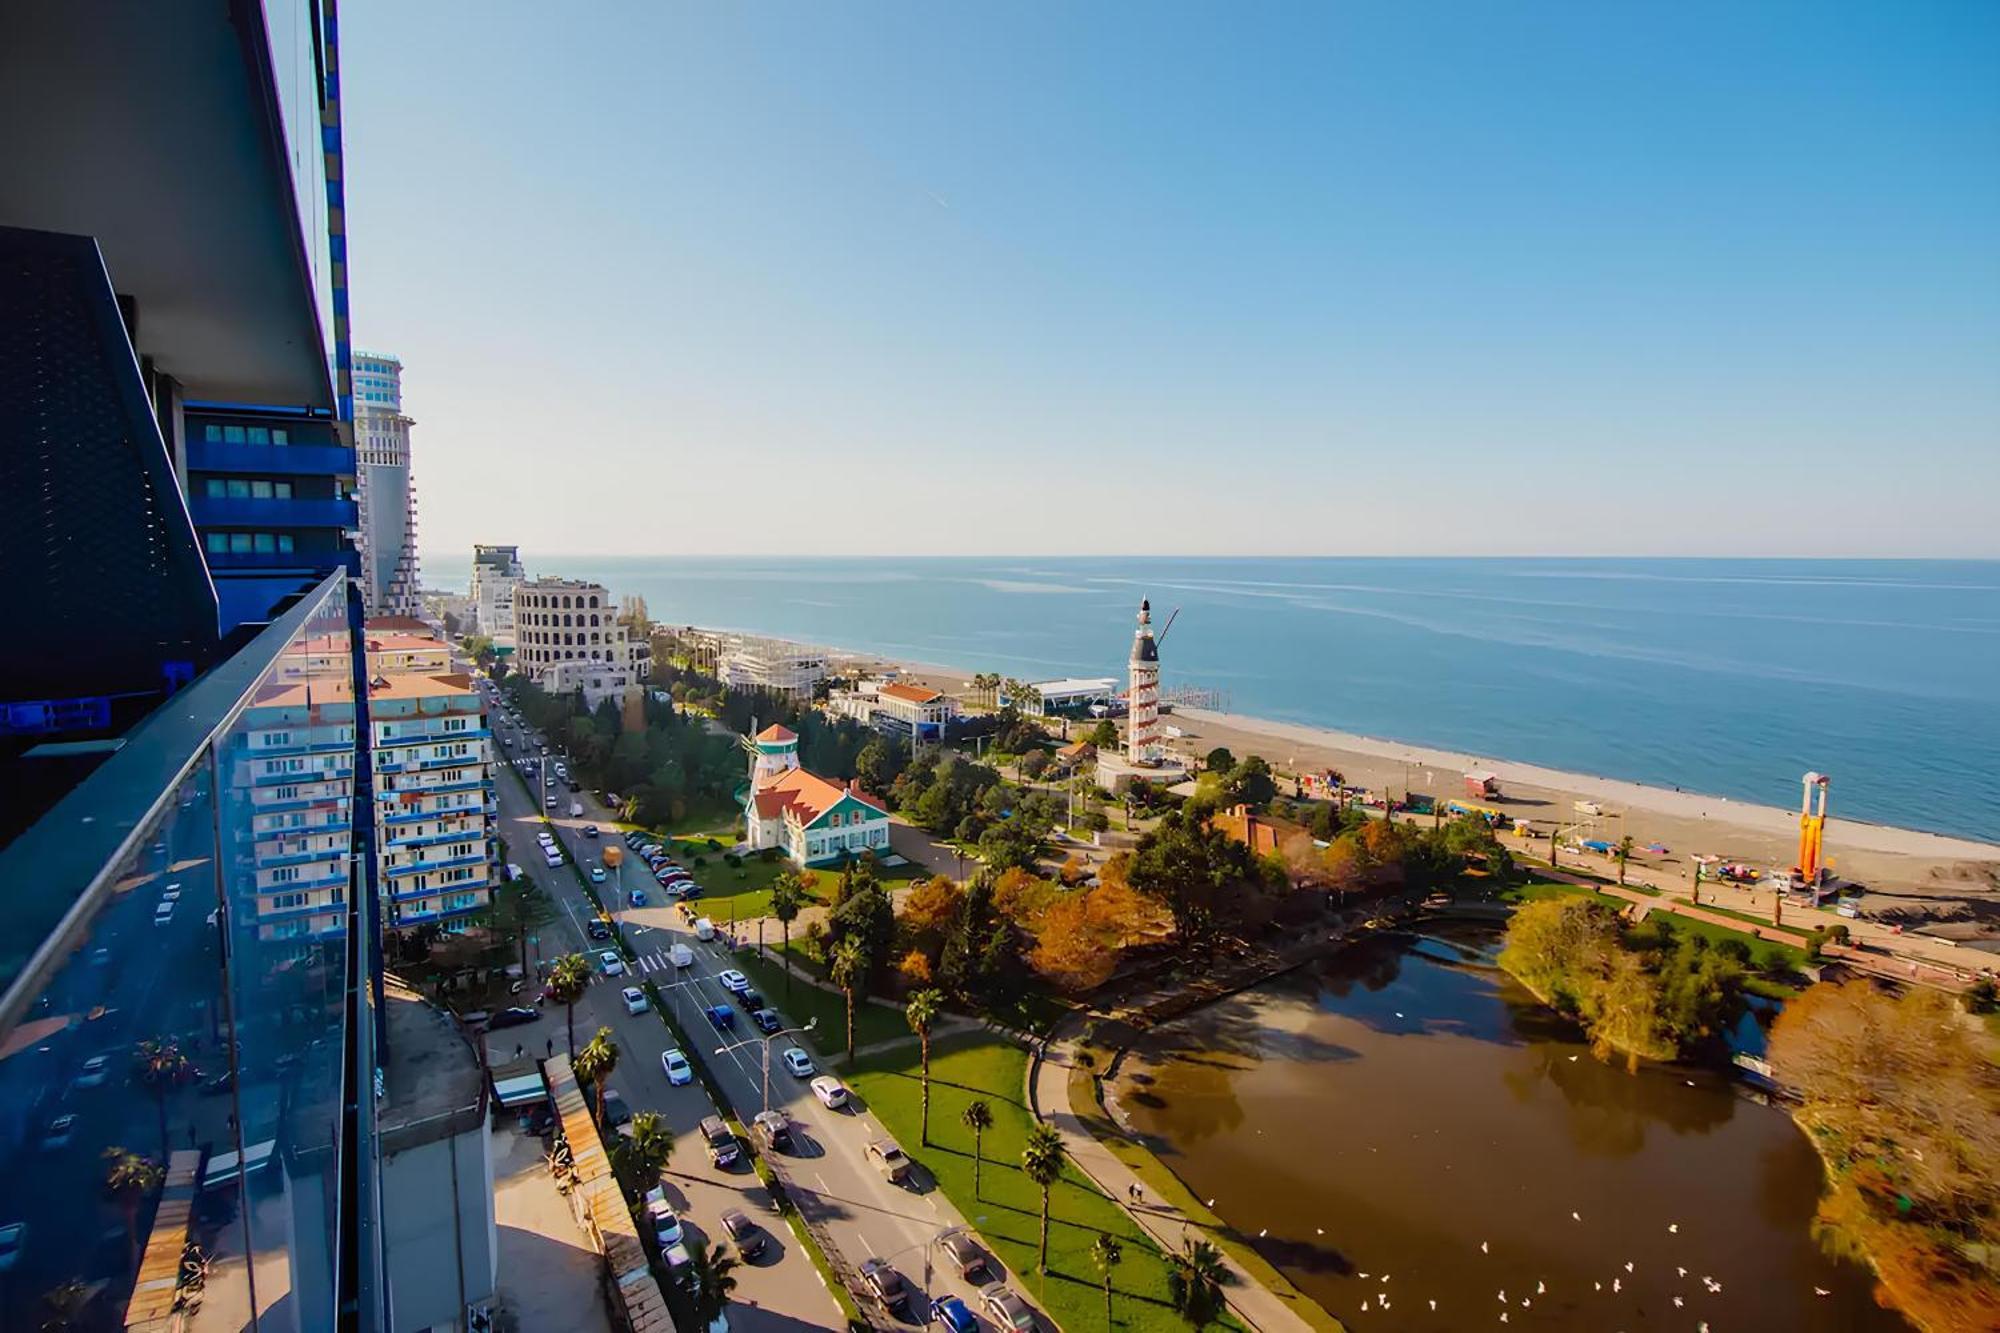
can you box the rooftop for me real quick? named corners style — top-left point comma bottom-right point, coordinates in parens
top-left (1030, 677), bottom-right (1122, 697)
top-left (249, 670), bottom-right (476, 708)
top-left (755, 723), bottom-right (798, 743)
top-left (751, 766), bottom-right (886, 824)
top-left (378, 974), bottom-right (486, 1149)
top-left (877, 682), bottom-right (944, 705)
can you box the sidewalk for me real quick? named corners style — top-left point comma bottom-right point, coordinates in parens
top-left (1030, 1021), bottom-right (1319, 1333)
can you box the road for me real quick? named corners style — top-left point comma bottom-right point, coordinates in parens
top-left (488, 694), bottom-right (1050, 1332)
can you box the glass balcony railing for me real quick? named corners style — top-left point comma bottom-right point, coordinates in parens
top-left (0, 570), bottom-right (381, 1333)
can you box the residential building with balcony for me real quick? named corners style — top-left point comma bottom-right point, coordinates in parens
top-left (354, 352), bottom-right (422, 618)
top-left (512, 576), bottom-right (638, 683)
top-left (470, 544), bottom-right (524, 640)
top-left (369, 671), bottom-right (496, 931)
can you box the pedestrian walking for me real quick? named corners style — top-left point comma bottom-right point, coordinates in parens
top-left (545, 1037), bottom-right (554, 1059)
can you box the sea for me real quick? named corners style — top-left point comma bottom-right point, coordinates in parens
top-left (422, 555), bottom-right (2000, 842)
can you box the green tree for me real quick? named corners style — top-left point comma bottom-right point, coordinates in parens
top-left (486, 876), bottom-right (557, 980)
top-left (687, 1238), bottom-right (739, 1326)
top-left (1202, 746), bottom-right (1234, 772)
top-left (611, 1111), bottom-right (674, 1200)
top-left (1021, 1123), bottom-right (1066, 1273)
top-left (1093, 1233), bottom-right (1124, 1330)
top-left (102, 1149), bottom-right (163, 1271)
top-left (1166, 1237), bottom-right (1229, 1330)
top-left (905, 988), bottom-right (944, 1144)
top-left (962, 1099), bottom-right (994, 1198)
top-left (132, 1037), bottom-right (192, 1162)
top-left (829, 937), bottom-right (869, 1064)
top-left (1087, 718), bottom-right (1120, 750)
top-left (1613, 834), bottom-right (1635, 885)
top-left (546, 953), bottom-right (593, 1057)
top-left (574, 1027), bottom-right (621, 1126)
top-left (768, 870), bottom-right (809, 996)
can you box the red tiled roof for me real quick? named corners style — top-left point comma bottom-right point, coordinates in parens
top-left (877, 682), bottom-right (943, 704)
top-left (755, 724), bottom-right (798, 742)
top-left (750, 767), bottom-right (886, 825)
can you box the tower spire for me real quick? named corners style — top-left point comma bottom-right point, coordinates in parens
top-left (1127, 597), bottom-right (1161, 765)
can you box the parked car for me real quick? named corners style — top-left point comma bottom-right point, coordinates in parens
top-left (0, 1223), bottom-right (26, 1274)
top-left (75, 1055), bottom-right (111, 1088)
top-left (931, 1296), bottom-right (978, 1333)
top-left (751, 1008), bottom-right (782, 1034)
top-left (598, 950), bottom-right (625, 976)
top-left (720, 1207), bottom-right (766, 1259)
top-left (487, 1006), bottom-right (541, 1031)
top-left (717, 969), bottom-right (749, 994)
top-left (937, 1230), bottom-right (988, 1281)
top-left (643, 1186), bottom-right (684, 1246)
top-left (810, 1075), bottom-right (848, 1109)
top-left (701, 1115), bottom-right (739, 1167)
top-left (660, 1048), bottom-right (693, 1085)
top-left (587, 920), bottom-right (613, 941)
top-left (866, 1138), bottom-right (912, 1184)
top-left (704, 1005), bottom-right (735, 1031)
top-left (621, 987), bottom-right (649, 1015)
top-left (752, 1110), bottom-right (791, 1150)
top-left (42, 1115), bottom-right (77, 1149)
top-left (601, 1090), bottom-right (632, 1131)
top-left (860, 1258), bottom-right (910, 1315)
top-left (782, 1047), bottom-right (815, 1077)
top-left (981, 1286), bottom-right (1036, 1332)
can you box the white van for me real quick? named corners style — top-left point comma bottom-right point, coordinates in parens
top-left (669, 943), bottom-right (695, 968)
top-left (694, 918), bottom-right (715, 942)
top-left (543, 848), bottom-right (563, 868)
top-left (153, 901), bottom-right (175, 926)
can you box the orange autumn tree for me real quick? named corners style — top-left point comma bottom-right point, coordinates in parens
top-left (1027, 878), bottom-right (1165, 993)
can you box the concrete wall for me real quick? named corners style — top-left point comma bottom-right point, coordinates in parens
top-left (379, 1120), bottom-right (498, 1333)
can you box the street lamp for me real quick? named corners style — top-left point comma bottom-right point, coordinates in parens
top-left (715, 1017), bottom-right (818, 1114)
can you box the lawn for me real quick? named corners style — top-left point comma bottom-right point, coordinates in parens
top-left (850, 1034), bottom-right (1242, 1333)
top-left (726, 947), bottom-right (912, 1053)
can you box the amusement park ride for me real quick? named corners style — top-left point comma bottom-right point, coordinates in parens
top-left (1793, 770), bottom-right (1832, 888)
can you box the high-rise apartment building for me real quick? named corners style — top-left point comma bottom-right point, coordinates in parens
top-left (511, 577), bottom-right (644, 705)
top-left (354, 353), bottom-right (422, 618)
top-left (470, 544), bottom-right (525, 640)
top-left (0, 8), bottom-right (494, 1331)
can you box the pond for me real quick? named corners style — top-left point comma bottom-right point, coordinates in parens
top-left (1110, 923), bottom-right (1908, 1330)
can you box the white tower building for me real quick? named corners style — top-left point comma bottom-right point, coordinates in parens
top-left (353, 352), bottom-right (422, 616)
top-left (1127, 598), bottom-right (1163, 766)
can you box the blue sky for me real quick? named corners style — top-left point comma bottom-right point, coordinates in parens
top-left (341, 2), bottom-right (2000, 560)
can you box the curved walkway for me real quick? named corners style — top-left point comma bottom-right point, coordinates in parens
top-left (1030, 1019), bottom-right (1319, 1333)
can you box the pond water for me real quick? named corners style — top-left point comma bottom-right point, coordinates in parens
top-left (1111, 924), bottom-right (1909, 1330)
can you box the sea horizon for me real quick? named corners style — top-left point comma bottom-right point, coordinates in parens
top-left (424, 553), bottom-right (2000, 842)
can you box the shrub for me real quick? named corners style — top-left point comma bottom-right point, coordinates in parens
top-left (760, 847), bottom-right (780, 863)
top-left (693, 856), bottom-right (708, 868)
top-left (724, 853), bottom-right (742, 869)
top-left (706, 837), bottom-right (724, 852)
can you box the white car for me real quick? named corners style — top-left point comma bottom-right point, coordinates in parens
top-left (810, 1075), bottom-right (848, 1109)
top-left (644, 1187), bottom-right (684, 1245)
top-left (661, 1049), bottom-right (693, 1086)
top-left (589, 868), bottom-right (606, 884)
top-left (161, 883), bottom-right (183, 902)
top-left (621, 986), bottom-right (648, 1015)
top-left (782, 1048), bottom-right (815, 1078)
top-left (717, 969), bottom-right (749, 994)
top-left (75, 1055), bottom-right (110, 1088)
top-left (599, 950), bottom-right (626, 977)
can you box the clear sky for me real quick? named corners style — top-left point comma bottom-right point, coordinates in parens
top-left (340, 2), bottom-right (2000, 561)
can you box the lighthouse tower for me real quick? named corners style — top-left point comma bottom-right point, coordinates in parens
top-left (1127, 599), bottom-right (1162, 766)
top-left (749, 723), bottom-right (801, 791)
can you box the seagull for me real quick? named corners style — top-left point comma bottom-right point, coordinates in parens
top-left (1571, 1210), bottom-right (1582, 1221)
top-left (1567, 1054), bottom-right (1579, 1061)
top-left (1814, 1287), bottom-right (1831, 1297)
top-left (1594, 1282), bottom-right (1602, 1292)
top-left (1481, 1240), bottom-right (1490, 1254)
top-left (1381, 1275), bottom-right (1390, 1284)
top-left (1678, 1267), bottom-right (1687, 1277)
top-left (1521, 1298), bottom-right (1531, 1308)
top-left (1686, 1079), bottom-right (1696, 1086)
top-left (1668, 1223), bottom-right (1679, 1234)
top-left (1361, 1300), bottom-right (1369, 1312)
top-left (1673, 1296), bottom-right (1685, 1309)
top-left (1258, 1229), bottom-right (1268, 1238)
top-left (1498, 1291), bottom-right (1507, 1304)
top-left (1395, 1011), bottom-right (1405, 1018)
top-left (1316, 1228), bottom-right (1325, 1235)
top-left (1536, 1281), bottom-right (1545, 1295)
top-left (1429, 1300), bottom-right (1438, 1311)
top-left (1360, 1273), bottom-right (1369, 1280)
top-left (1499, 1314), bottom-right (1508, 1324)
top-left (1624, 1261), bottom-right (1635, 1273)
top-left (1612, 1278), bottom-right (1621, 1294)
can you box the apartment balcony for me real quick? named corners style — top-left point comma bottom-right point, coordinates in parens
top-left (255, 894), bottom-right (348, 920)
top-left (253, 845), bottom-right (348, 869)
top-left (256, 868), bottom-right (350, 893)
top-left (205, 548), bottom-right (362, 576)
top-left (381, 804), bottom-right (480, 826)
top-left (381, 826), bottom-right (485, 851)
top-left (188, 495), bottom-right (359, 530)
top-left (382, 851), bottom-right (487, 878)
top-left (186, 437), bottom-right (356, 478)
top-left (252, 765), bottom-right (353, 787)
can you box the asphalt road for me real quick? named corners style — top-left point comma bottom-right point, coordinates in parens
top-left (488, 692), bottom-right (1050, 1333)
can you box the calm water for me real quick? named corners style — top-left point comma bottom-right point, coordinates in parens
top-left (1112, 924), bottom-right (1910, 1331)
top-left (424, 555), bottom-right (2000, 839)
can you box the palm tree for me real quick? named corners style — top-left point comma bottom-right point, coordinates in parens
top-left (546, 953), bottom-right (593, 1057)
top-left (962, 1099), bottom-right (994, 1198)
top-left (1021, 1124), bottom-right (1065, 1273)
top-left (38, 1279), bottom-right (93, 1333)
top-left (687, 1238), bottom-right (739, 1326)
top-left (1166, 1237), bottom-right (1228, 1330)
top-left (1092, 1234), bottom-right (1123, 1329)
top-left (611, 1111), bottom-right (673, 1199)
top-left (769, 872), bottom-right (807, 996)
top-left (828, 937), bottom-right (867, 1064)
top-left (573, 1027), bottom-right (620, 1126)
top-left (905, 987), bottom-right (943, 1144)
top-left (1613, 834), bottom-right (1635, 885)
top-left (103, 1148), bottom-right (164, 1271)
top-left (132, 1037), bottom-right (191, 1161)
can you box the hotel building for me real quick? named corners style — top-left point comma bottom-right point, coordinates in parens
top-left (354, 352), bottom-right (422, 618)
top-left (470, 543), bottom-right (525, 640)
top-left (512, 576), bottom-right (640, 684)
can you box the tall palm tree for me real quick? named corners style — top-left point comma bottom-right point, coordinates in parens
top-left (769, 872), bottom-right (807, 997)
top-left (573, 1027), bottom-right (620, 1126)
top-left (103, 1148), bottom-right (164, 1271)
top-left (1092, 1234), bottom-right (1123, 1329)
top-left (546, 953), bottom-right (593, 1057)
top-left (1613, 834), bottom-right (1635, 885)
top-left (1021, 1124), bottom-right (1065, 1274)
top-left (1166, 1237), bottom-right (1228, 1330)
top-left (905, 988), bottom-right (943, 1144)
top-left (132, 1037), bottom-right (191, 1161)
top-left (962, 1099), bottom-right (994, 1198)
top-left (828, 937), bottom-right (867, 1064)
top-left (38, 1278), bottom-right (93, 1333)
top-left (611, 1112), bottom-right (673, 1199)
top-left (687, 1238), bottom-right (739, 1327)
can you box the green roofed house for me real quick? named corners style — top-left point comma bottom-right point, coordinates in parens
top-left (743, 724), bottom-right (890, 866)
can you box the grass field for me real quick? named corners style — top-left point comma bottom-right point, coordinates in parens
top-left (850, 1035), bottom-right (1244, 1333)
